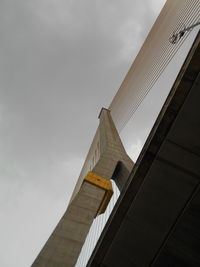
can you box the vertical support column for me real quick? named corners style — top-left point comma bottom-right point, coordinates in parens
top-left (32, 108), bottom-right (134, 267)
top-left (93, 108), bottom-right (134, 191)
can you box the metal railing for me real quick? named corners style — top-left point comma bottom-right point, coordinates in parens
top-left (75, 181), bottom-right (120, 267)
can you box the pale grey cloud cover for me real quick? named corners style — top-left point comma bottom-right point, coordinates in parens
top-left (0, 1), bottom-right (168, 266)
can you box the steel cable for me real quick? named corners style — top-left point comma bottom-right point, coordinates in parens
top-left (109, 0), bottom-right (199, 131)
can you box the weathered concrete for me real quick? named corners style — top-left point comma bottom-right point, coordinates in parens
top-left (32, 109), bottom-right (133, 267)
top-left (32, 180), bottom-right (105, 267)
top-left (93, 108), bottom-right (134, 191)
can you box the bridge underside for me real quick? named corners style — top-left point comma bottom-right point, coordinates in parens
top-left (87, 33), bottom-right (200, 267)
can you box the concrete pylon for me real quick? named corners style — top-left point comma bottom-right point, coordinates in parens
top-left (94, 108), bottom-right (134, 191)
top-left (32, 108), bottom-right (133, 267)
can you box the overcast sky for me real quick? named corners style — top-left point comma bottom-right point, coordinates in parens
top-left (3, 0), bottom-right (197, 266)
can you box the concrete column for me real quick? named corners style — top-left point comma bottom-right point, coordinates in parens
top-left (93, 108), bottom-right (134, 191)
top-left (32, 108), bottom-right (133, 267)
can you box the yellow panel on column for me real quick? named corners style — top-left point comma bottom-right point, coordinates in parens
top-left (84, 172), bottom-right (113, 216)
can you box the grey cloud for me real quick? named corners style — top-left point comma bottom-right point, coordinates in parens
top-left (0, 0), bottom-right (161, 175)
top-left (0, 0), bottom-right (166, 266)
